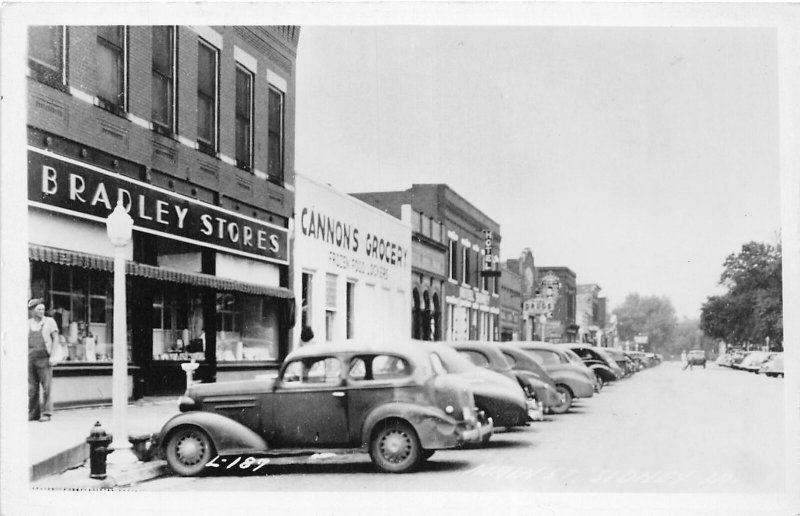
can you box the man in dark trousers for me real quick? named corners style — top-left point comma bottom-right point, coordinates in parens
top-left (29, 298), bottom-right (60, 421)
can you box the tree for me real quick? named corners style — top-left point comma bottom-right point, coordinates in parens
top-left (700, 241), bottom-right (782, 349)
top-left (672, 318), bottom-right (718, 357)
top-left (613, 293), bottom-right (677, 353)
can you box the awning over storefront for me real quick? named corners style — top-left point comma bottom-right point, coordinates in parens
top-left (29, 244), bottom-right (294, 299)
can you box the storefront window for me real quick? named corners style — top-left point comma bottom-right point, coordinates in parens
top-left (152, 288), bottom-right (205, 361)
top-left (215, 293), bottom-right (279, 362)
top-left (30, 262), bottom-right (116, 363)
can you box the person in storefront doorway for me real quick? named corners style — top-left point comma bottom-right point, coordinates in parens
top-left (300, 326), bottom-right (315, 345)
top-left (28, 298), bottom-right (60, 422)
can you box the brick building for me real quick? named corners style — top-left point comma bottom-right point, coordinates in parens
top-left (353, 184), bottom-right (501, 341)
top-left (576, 284), bottom-right (602, 344)
top-left (27, 25), bottom-right (299, 404)
top-left (534, 266), bottom-right (578, 343)
top-left (505, 248), bottom-right (537, 341)
top-left (498, 261), bottom-right (522, 341)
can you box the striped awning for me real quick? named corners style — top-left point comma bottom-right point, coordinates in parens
top-left (29, 244), bottom-right (294, 299)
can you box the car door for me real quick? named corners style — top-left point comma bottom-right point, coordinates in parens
top-left (270, 356), bottom-right (349, 447)
top-left (344, 354), bottom-right (415, 443)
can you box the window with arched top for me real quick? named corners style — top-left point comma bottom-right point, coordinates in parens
top-left (412, 289), bottom-right (421, 339)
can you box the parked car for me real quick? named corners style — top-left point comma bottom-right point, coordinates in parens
top-left (564, 344), bottom-right (622, 387)
top-left (449, 341), bottom-right (558, 419)
top-left (432, 343), bottom-right (529, 430)
top-left (159, 340), bottom-right (492, 476)
top-left (739, 351), bottom-right (776, 373)
top-left (759, 353), bottom-right (784, 377)
top-left (716, 352), bottom-right (734, 367)
top-left (494, 342), bottom-right (565, 414)
top-left (509, 341), bottom-right (596, 414)
top-left (729, 350), bottom-right (752, 369)
top-left (686, 349), bottom-right (707, 368)
top-left (603, 347), bottom-right (636, 377)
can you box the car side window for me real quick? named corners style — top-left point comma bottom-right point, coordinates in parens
top-left (459, 350), bottom-right (490, 368)
top-left (532, 350), bottom-right (558, 365)
top-left (373, 355), bottom-right (410, 380)
top-left (502, 352), bottom-right (517, 366)
top-left (282, 361), bottom-right (303, 383)
top-left (307, 357), bottom-right (342, 384)
top-left (282, 357), bottom-right (342, 385)
top-left (348, 355), bottom-right (411, 382)
top-left (349, 357), bottom-right (367, 381)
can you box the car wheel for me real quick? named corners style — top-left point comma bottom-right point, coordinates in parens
top-left (165, 426), bottom-right (215, 477)
top-left (550, 385), bottom-right (573, 415)
top-left (421, 449), bottom-right (436, 461)
top-left (370, 420), bottom-right (422, 473)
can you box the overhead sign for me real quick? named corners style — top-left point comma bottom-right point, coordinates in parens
top-left (28, 147), bottom-right (288, 264)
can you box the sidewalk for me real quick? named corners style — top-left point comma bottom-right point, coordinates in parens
top-left (29, 396), bottom-right (180, 488)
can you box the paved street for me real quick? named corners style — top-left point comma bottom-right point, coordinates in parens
top-left (131, 361), bottom-right (784, 493)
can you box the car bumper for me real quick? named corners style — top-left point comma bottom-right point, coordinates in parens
top-left (458, 415), bottom-right (494, 444)
top-left (526, 399), bottom-right (545, 421)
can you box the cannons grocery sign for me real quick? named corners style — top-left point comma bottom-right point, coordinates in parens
top-left (27, 147), bottom-right (288, 264)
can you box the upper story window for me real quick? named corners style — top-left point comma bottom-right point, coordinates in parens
top-left (462, 246), bottom-right (470, 285)
top-left (449, 240), bottom-right (458, 281)
top-left (235, 64), bottom-right (254, 170)
top-left (267, 84), bottom-right (285, 184)
top-left (96, 26), bottom-right (127, 113)
top-left (28, 26), bottom-right (67, 89)
top-left (152, 26), bottom-right (176, 135)
top-left (197, 39), bottom-right (219, 155)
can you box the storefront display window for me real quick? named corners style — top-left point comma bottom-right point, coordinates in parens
top-left (29, 262), bottom-right (120, 363)
top-left (216, 293), bottom-right (279, 361)
top-left (152, 288), bottom-right (205, 362)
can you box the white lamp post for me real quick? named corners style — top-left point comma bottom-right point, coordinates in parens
top-left (105, 199), bottom-right (138, 464)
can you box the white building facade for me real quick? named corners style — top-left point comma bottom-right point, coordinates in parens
top-left (293, 174), bottom-right (411, 349)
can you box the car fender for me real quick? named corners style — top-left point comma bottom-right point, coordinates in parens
top-left (360, 403), bottom-right (459, 450)
top-left (548, 370), bottom-right (595, 398)
top-left (588, 364), bottom-right (617, 382)
top-left (160, 411), bottom-right (269, 456)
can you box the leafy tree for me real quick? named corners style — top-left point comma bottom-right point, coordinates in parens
top-left (672, 318), bottom-right (718, 357)
top-left (700, 241), bottom-right (782, 349)
top-left (612, 294), bottom-right (677, 353)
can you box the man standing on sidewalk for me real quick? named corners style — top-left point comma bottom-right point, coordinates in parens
top-left (29, 298), bottom-right (59, 422)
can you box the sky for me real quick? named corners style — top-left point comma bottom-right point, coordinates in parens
top-left (293, 26), bottom-right (781, 320)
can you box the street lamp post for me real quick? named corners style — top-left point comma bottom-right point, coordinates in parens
top-left (105, 200), bottom-right (137, 464)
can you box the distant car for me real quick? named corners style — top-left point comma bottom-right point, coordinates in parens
top-left (509, 342), bottom-right (596, 414)
top-left (448, 342), bottom-right (546, 420)
top-left (603, 347), bottom-right (636, 377)
top-left (686, 350), bottom-right (707, 368)
top-left (565, 344), bottom-right (622, 387)
top-left (494, 343), bottom-right (565, 414)
top-left (739, 351), bottom-right (776, 373)
top-left (159, 340), bottom-right (491, 476)
top-left (759, 353), bottom-right (784, 377)
top-left (729, 350), bottom-right (752, 369)
top-left (432, 343), bottom-right (529, 430)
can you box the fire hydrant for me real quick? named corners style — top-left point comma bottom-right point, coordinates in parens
top-left (86, 421), bottom-right (112, 480)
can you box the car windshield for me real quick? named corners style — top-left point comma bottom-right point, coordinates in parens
top-left (563, 348), bottom-right (585, 364)
top-left (434, 346), bottom-right (478, 374)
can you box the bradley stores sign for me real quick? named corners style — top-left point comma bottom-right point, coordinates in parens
top-left (27, 147), bottom-right (288, 265)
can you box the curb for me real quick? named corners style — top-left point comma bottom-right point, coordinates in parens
top-left (31, 442), bottom-right (89, 482)
top-left (32, 460), bottom-right (168, 490)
